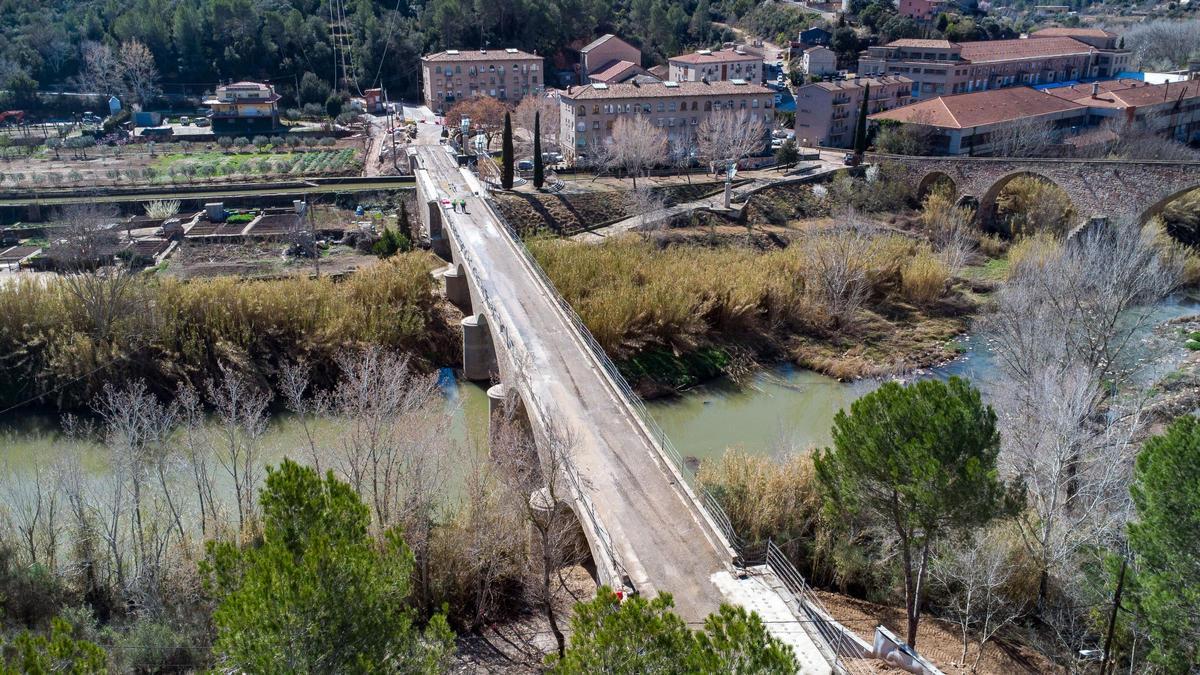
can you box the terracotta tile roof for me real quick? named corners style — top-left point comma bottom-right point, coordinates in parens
top-left (958, 36), bottom-right (1093, 63)
top-left (1047, 78), bottom-right (1200, 108)
top-left (590, 60), bottom-right (643, 83)
top-left (648, 64), bottom-right (669, 79)
top-left (423, 48), bottom-right (539, 62)
top-left (561, 79), bottom-right (773, 100)
top-left (868, 86), bottom-right (1086, 128)
top-left (670, 48), bottom-right (759, 65)
top-left (889, 39), bottom-right (958, 49)
top-left (1031, 27), bottom-right (1118, 39)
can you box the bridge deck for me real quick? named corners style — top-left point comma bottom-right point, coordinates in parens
top-left (418, 144), bottom-right (734, 620)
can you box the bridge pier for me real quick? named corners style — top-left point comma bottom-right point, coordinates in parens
top-left (443, 263), bottom-right (471, 312)
top-left (461, 313), bottom-right (498, 381)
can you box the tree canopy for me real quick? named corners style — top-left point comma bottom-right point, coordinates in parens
top-left (204, 459), bottom-right (454, 673)
top-left (1126, 415), bottom-right (1200, 670)
top-left (548, 587), bottom-right (797, 674)
top-left (814, 377), bottom-right (1023, 647)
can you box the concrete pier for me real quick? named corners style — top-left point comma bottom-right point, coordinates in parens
top-left (444, 263), bottom-right (471, 312)
top-left (461, 313), bottom-right (498, 381)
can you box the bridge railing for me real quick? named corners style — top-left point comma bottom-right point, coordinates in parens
top-left (481, 191), bottom-right (860, 673)
top-left (434, 185), bottom-right (632, 590)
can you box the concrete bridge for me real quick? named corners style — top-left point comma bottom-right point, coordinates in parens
top-left (873, 153), bottom-right (1200, 227)
top-left (411, 141), bottom-right (841, 672)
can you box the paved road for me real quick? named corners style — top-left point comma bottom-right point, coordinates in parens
top-left (416, 133), bottom-right (738, 622)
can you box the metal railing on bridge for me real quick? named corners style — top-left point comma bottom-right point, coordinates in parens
top-left (477, 182), bottom-right (867, 674)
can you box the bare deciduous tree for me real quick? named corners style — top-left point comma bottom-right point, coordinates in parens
top-left (78, 42), bottom-right (124, 99)
top-left (981, 220), bottom-right (1182, 645)
top-left (987, 115), bottom-right (1058, 158)
top-left (118, 40), bottom-right (160, 106)
top-left (490, 396), bottom-right (587, 659)
top-left (695, 109), bottom-right (767, 174)
top-left (932, 531), bottom-right (1025, 671)
top-left (602, 116), bottom-right (667, 190)
top-left (803, 220), bottom-right (876, 328)
top-left (2, 461), bottom-right (64, 570)
top-left (207, 366), bottom-right (271, 537)
top-left (514, 94), bottom-right (559, 154)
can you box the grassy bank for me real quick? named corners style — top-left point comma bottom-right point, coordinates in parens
top-left (0, 252), bottom-right (457, 410)
top-left (529, 233), bottom-right (974, 392)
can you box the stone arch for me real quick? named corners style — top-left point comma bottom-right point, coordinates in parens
top-left (978, 171), bottom-right (1078, 237)
top-left (1137, 182), bottom-right (1200, 226)
top-left (917, 171), bottom-right (956, 201)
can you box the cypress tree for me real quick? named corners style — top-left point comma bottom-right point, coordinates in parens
top-left (853, 83), bottom-right (870, 158)
top-left (501, 112), bottom-right (514, 190)
top-left (533, 110), bottom-right (544, 189)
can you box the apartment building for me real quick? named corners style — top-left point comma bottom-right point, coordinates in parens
top-left (868, 78), bottom-right (1200, 154)
top-left (669, 48), bottom-right (762, 83)
top-left (794, 76), bottom-right (913, 147)
top-left (801, 47), bottom-right (838, 77)
top-left (578, 34), bottom-right (642, 83)
top-left (558, 79), bottom-right (775, 162)
top-left (203, 81), bottom-right (281, 134)
top-left (898, 0), bottom-right (949, 23)
top-left (420, 48), bottom-right (543, 112)
top-left (857, 36), bottom-right (1126, 99)
top-left (1030, 27), bottom-right (1130, 76)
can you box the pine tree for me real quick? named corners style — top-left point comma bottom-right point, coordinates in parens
top-left (853, 83), bottom-right (870, 158)
top-left (502, 112), bottom-right (514, 190)
top-left (533, 110), bottom-right (544, 188)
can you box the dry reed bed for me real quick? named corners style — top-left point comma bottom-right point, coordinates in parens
top-left (529, 234), bottom-right (957, 368)
top-left (0, 252), bottom-right (455, 409)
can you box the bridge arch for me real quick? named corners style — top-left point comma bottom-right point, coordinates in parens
top-left (917, 171), bottom-right (956, 201)
top-left (978, 171), bottom-right (1078, 238)
top-left (1139, 183), bottom-right (1200, 226)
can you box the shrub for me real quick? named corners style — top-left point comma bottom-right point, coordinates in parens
top-left (319, 137), bottom-right (336, 147)
top-left (373, 228), bottom-right (412, 258)
top-left (252, 135), bottom-right (269, 149)
top-left (216, 136), bottom-right (233, 150)
top-left (900, 246), bottom-right (950, 305)
top-left (995, 176), bottom-right (1075, 238)
top-left (233, 137), bottom-right (250, 148)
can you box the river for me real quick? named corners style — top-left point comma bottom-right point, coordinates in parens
top-left (2, 297), bottom-right (1195, 491)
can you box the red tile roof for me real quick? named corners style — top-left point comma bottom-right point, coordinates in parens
top-left (889, 39), bottom-right (957, 49)
top-left (590, 60), bottom-right (643, 83)
top-left (1047, 78), bottom-right (1200, 108)
top-left (423, 48), bottom-right (539, 62)
top-left (958, 36), bottom-right (1093, 63)
top-left (869, 86), bottom-right (1086, 128)
top-left (1031, 27), bottom-right (1118, 39)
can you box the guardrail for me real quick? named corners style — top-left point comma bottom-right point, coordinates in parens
top-left (478, 180), bottom-right (862, 672)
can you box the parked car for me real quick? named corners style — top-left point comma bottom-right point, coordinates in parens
top-left (843, 152), bottom-right (858, 165)
top-left (517, 160), bottom-right (534, 171)
top-left (194, 117), bottom-right (210, 127)
top-left (180, 116), bottom-right (191, 126)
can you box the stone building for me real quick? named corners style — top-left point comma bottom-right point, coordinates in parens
top-left (558, 79), bottom-right (775, 162)
top-left (420, 48), bottom-right (544, 112)
top-left (669, 47), bottom-right (763, 83)
top-left (794, 76), bottom-right (913, 147)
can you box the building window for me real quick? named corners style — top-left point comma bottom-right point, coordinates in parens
top-left (752, 99), bottom-right (760, 108)
top-left (657, 102), bottom-right (665, 112)
top-left (593, 104), bottom-right (600, 114)
top-left (593, 120), bottom-right (599, 129)
top-left (455, 65), bottom-right (461, 73)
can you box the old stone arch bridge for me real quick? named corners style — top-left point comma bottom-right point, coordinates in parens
top-left (870, 153), bottom-right (1200, 227)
